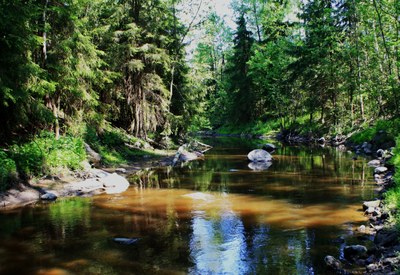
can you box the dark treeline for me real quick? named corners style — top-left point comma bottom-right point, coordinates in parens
top-left (193, 0), bottom-right (400, 135)
top-left (0, 0), bottom-right (196, 144)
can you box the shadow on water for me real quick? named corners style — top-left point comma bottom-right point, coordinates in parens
top-left (0, 137), bottom-right (375, 274)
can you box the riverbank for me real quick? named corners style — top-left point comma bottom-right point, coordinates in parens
top-left (325, 155), bottom-right (400, 274)
top-left (0, 154), bottom-right (175, 210)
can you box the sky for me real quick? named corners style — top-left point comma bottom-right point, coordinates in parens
top-left (213, 0), bottom-right (235, 29)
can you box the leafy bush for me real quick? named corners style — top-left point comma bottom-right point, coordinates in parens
top-left (0, 151), bottom-right (17, 191)
top-left (11, 132), bottom-right (86, 178)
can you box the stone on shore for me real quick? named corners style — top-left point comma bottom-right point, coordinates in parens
top-left (374, 167), bottom-right (388, 174)
top-left (368, 159), bottom-right (381, 168)
top-left (374, 229), bottom-right (398, 247)
top-left (40, 192), bottom-right (58, 201)
top-left (325, 255), bottom-right (342, 270)
top-left (344, 245), bottom-right (368, 261)
top-left (363, 200), bottom-right (381, 211)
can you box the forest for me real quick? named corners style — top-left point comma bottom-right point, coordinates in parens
top-left (1, 0), bottom-right (400, 195)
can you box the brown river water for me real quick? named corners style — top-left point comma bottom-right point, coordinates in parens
top-left (0, 138), bottom-right (375, 274)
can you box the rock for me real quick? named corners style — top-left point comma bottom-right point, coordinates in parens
top-left (262, 143), bottom-right (277, 152)
top-left (344, 245), bottom-right (368, 261)
top-left (100, 173), bottom-right (130, 194)
top-left (325, 255), bottom-right (342, 270)
top-left (113, 238), bottom-right (139, 245)
top-left (84, 142), bottom-right (101, 167)
top-left (65, 171), bottom-right (129, 195)
top-left (375, 229), bottom-right (398, 247)
top-left (247, 149), bottom-right (272, 163)
top-left (178, 151), bottom-right (203, 162)
top-left (317, 137), bottom-right (326, 144)
top-left (248, 161), bottom-right (272, 171)
top-left (368, 159), bottom-right (381, 168)
top-left (375, 167), bottom-right (388, 174)
top-left (358, 225), bottom-right (366, 233)
top-left (40, 192), bottom-right (57, 201)
top-left (115, 168), bottom-right (127, 174)
top-left (376, 149), bottom-right (385, 158)
top-left (363, 200), bottom-right (381, 210)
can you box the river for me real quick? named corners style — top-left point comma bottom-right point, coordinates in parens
top-left (0, 138), bottom-right (375, 274)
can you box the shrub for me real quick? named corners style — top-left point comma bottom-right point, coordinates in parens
top-left (11, 132), bottom-right (86, 178)
top-left (0, 151), bottom-right (17, 191)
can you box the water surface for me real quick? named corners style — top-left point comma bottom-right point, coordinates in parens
top-left (0, 138), bottom-right (375, 274)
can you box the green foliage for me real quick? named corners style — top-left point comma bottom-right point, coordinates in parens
top-left (85, 126), bottom-right (156, 166)
top-left (10, 132), bottom-right (85, 179)
top-left (0, 151), bottom-right (17, 191)
top-left (385, 135), bottom-right (400, 227)
top-left (349, 119), bottom-right (400, 144)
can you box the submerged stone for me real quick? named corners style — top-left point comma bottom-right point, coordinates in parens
top-left (113, 238), bottom-right (139, 245)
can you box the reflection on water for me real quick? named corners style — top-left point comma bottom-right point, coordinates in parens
top-left (0, 138), bottom-right (375, 274)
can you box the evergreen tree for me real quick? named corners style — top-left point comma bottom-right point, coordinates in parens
top-left (226, 13), bottom-right (254, 123)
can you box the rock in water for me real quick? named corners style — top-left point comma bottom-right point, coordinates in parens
top-left (41, 192), bottom-right (58, 201)
top-left (325, 255), bottom-right (342, 271)
top-left (100, 173), bottom-right (129, 194)
top-left (248, 161), bottom-right (272, 171)
top-left (363, 200), bottom-right (381, 210)
top-left (247, 149), bottom-right (272, 163)
top-left (113, 238), bottom-right (139, 245)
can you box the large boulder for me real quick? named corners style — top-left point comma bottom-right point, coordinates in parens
top-left (247, 149), bottom-right (272, 163)
top-left (98, 173), bottom-right (130, 194)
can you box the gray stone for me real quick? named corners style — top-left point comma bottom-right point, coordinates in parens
top-left (325, 255), bottom-right (342, 270)
top-left (40, 192), bottom-right (57, 201)
top-left (358, 225), bottom-right (366, 232)
top-left (317, 137), bottom-right (325, 144)
top-left (375, 229), bottom-right (398, 247)
top-left (115, 168), bottom-right (127, 174)
top-left (363, 200), bottom-right (381, 210)
top-left (113, 238), bottom-right (139, 245)
top-left (368, 159), bottom-right (381, 168)
top-left (344, 245), bottom-right (368, 261)
top-left (100, 173), bottom-right (130, 194)
top-left (375, 167), bottom-right (388, 174)
top-left (247, 149), bottom-right (273, 163)
top-left (179, 151), bottom-right (203, 162)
